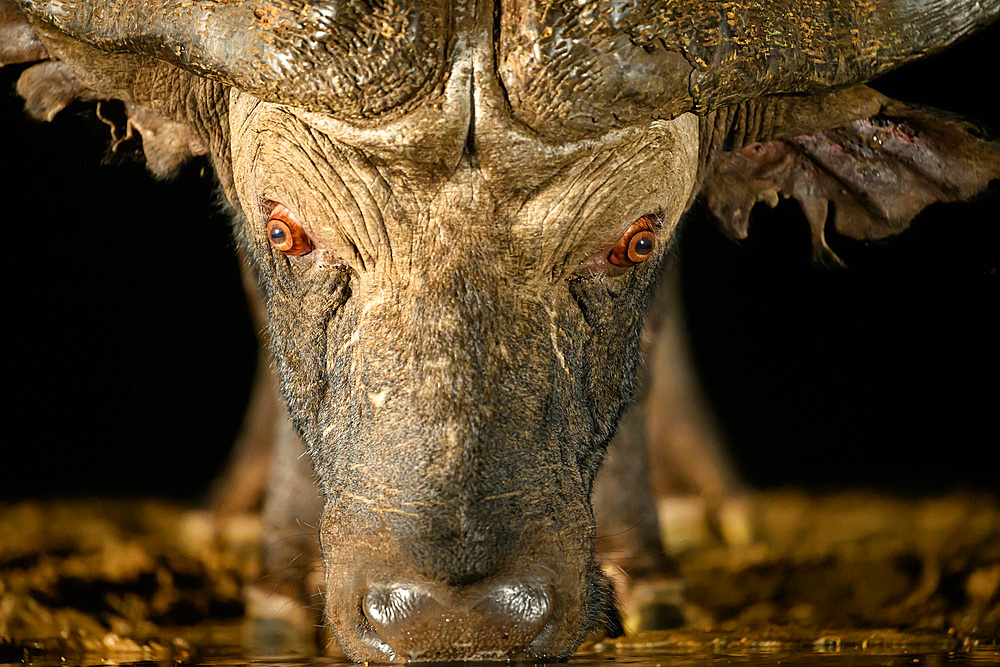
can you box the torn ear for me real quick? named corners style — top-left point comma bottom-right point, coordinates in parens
top-left (94, 100), bottom-right (210, 176)
top-left (702, 93), bottom-right (1000, 266)
top-left (1, 5), bottom-right (218, 180)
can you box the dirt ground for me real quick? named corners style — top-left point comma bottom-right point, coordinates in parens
top-left (1, 491), bottom-right (998, 663)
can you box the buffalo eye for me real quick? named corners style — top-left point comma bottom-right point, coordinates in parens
top-left (608, 215), bottom-right (658, 267)
top-left (267, 203), bottom-right (313, 256)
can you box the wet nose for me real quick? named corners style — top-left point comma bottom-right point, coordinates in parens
top-left (362, 581), bottom-right (554, 660)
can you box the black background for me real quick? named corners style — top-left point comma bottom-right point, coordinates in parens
top-left (1, 25), bottom-right (997, 500)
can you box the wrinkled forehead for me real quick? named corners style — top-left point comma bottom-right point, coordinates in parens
top-left (231, 90), bottom-right (698, 243)
top-left (230, 71), bottom-right (698, 203)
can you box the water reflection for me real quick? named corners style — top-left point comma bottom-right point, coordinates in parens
top-left (5, 640), bottom-right (999, 667)
top-left (206, 646), bottom-right (1000, 667)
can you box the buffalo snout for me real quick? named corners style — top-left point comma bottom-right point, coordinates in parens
top-left (356, 580), bottom-right (554, 660)
top-left (320, 482), bottom-right (598, 661)
top-left (322, 529), bottom-right (588, 661)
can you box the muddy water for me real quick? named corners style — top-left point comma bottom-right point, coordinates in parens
top-left (3, 496), bottom-right (998, 667)
top-left (251, 649), bottom-right (1000, 666)
top-left (576, 653), bottom-right (1000, 665)
top-left (9, 649), bottom-right (1000, 667)
top-left (575, 649), bottom-right (1000, 666)
top-left (6, 624), bottom-right (999, 666)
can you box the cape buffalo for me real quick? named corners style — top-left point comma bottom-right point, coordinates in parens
top-left (2, 0), bottom-right (998, 661)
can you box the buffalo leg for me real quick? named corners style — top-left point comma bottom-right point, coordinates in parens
top-left (593, 260), bottom-right (752, 631)
top-left (210, 257), bottom-right (326, 653)
top-left (243, 389), bottom-right (325, 654)
top-left (207, 348), bottom-right (276, 516)
top-left (643, 261), bottom-right (753, 553)
top-left (593, 397), bottom-right (687, 632)
top-left (208, 255), bottom-right (274, 515)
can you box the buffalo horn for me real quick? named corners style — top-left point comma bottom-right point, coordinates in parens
top-left (13, 0), bottom-right (1000, 115)
top-left (667, 0), bottom-right (1000, 112)
top-left (13, 0), bottom-right (451, 118)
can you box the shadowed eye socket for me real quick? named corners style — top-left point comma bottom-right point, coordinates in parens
top-left (607, 215), bottom-right (658, 267)
top-left (267, 202), bottom-right (313, 256)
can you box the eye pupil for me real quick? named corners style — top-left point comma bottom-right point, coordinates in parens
top-left (265, 203), bottom-right (313, 255)
top-left (633, 234), bottom-right (653, 255)
top-left (626, 230), bottom-right (656, 263)
top-left (605, 216), bottom-right (659, 268)
top-left (266, 219), bottom-right (297, 253)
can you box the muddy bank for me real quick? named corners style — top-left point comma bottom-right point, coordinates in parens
top-left (1, 492), bottom-right (998, 662)
top-left (0, 501), bottom-right (257, 662)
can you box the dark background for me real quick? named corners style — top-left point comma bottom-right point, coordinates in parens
top-left (1, 25), bottom-right (997, 500)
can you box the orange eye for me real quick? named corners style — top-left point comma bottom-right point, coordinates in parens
top-left (608, 215), bottom-right (658, 267)
top-left (267, 203), bottom-right (313, 256)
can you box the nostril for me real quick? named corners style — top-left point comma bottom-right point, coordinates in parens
top-left (474, 582), bottom-right (553, 630)
top-left (359, 581), bottom-right (555, 659)
top-left (363, 585), bottom-right (430, 629)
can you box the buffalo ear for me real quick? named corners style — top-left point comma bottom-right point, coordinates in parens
top-left (1, 5), bottom-right (222, 181)
top-left (0, 2), bottom-right (46, 64)
top-left (702, 99), bottom-right (1000, 266)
